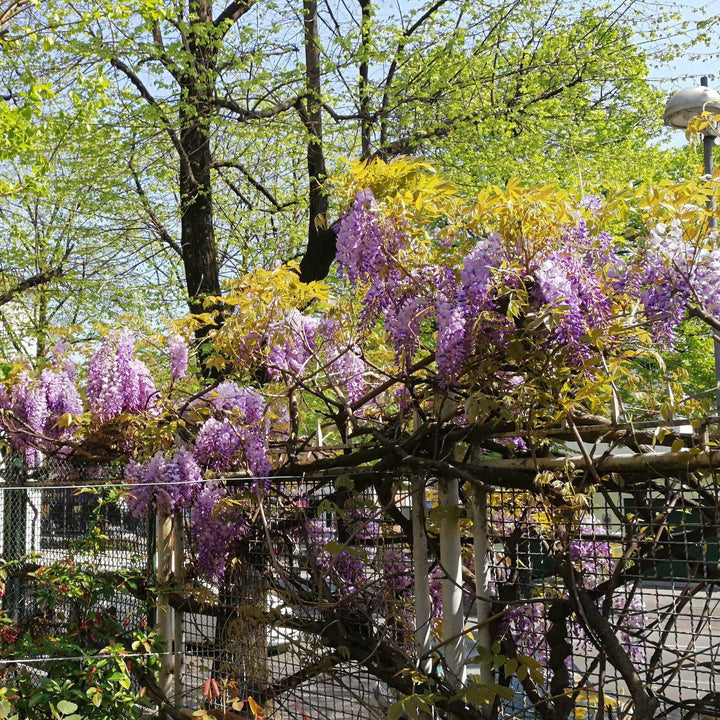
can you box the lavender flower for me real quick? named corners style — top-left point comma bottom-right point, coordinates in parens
top-left (636, 221), bottom-right (720, 346)
top-left (168, 334), bottom-right (189, 381)
top-left (87, 330), bottom-right (158, 422)
top-left (193, 383), bottom-right (270, 480)
top-left (436, 298), bottom-right (467, 387)
top-left (2, 359), bottom-right (83, 466)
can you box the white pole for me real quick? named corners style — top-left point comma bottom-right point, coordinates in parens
top-left (700, 79), bottom-right (720, 411)
top-left (439, 476), bottom-right (466, 688)
top-left (172, 510), bottom-right (184, 708)
top-left (412, 474), bottom-right (432, 672)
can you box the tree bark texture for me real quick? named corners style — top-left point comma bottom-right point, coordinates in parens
top-left (298, 0), bottom-right (335, 283)
top-left (179, 0), bottom-right (222, 318)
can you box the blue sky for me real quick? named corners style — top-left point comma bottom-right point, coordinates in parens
top-left (649, 0), bottom-right (719, 147)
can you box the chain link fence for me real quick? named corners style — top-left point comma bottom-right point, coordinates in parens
top-left (489, 479), bottom-right (720, 719)
top-left (0, 457), bottom-right (148, 622)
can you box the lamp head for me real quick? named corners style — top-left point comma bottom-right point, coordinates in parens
top-left (664, 85), bottom-right (720, 130)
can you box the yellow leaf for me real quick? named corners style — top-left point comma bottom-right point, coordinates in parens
top-left (247, 697), bottom-right (265, 719)
top-left (671, 437), bottom-right (685, 453)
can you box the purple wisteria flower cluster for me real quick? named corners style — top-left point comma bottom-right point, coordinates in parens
top-left (335, 188), bottom-right (409, 285)
top-left (193, 381), bottom-right (271, 481)
top-left (168, 334), bottom-right (189, 381)
top-left (125, 451), bottom-right (248, 582)
top-left (301, 517), bottom-right (368, 597)
top-left (338, 190), bottom-right (620, 385)
top-left (637, 221), bottom-right (720, 346)
top-left (0, 356), bottom-right (83, 466)
top-left (0, 330), bottom-right (276, 581)
top-left (87, 330), bottom-right (158, 422)
top-left (125, 447), bottom-right (203, 517)
top-left (240, 306), bottom-right (366, 405)
top-left (335, 187), bottom-right (720, 388)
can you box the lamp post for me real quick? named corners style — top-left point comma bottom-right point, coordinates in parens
top-left (664, 77), bottom-right (720, 410)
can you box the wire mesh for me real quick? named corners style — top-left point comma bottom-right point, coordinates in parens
top-left (175, 477), bottom-right (409, 719)
top-left (4, 453), bottom-right (720, 720)
top-left (487, 477), bottom-right (720, 720)
top-left (0, 456), bottom-right (150, 653)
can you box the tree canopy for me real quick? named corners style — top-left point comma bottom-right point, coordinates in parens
top-left (0, 0), bottom-right (708, 358)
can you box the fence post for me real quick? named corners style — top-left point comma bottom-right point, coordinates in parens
top-left (156, 507), bottom-right (174, 718)
top-left (173, 510), bottom-right (185, 709)
top-left (2, 454), bottom-right (27, 620)
top-left (412, 473), bottom-right (432, 672)
top-left (439, 476), bottom-right (466, 689)
top-left (472, 480), bottom-right (493, 686)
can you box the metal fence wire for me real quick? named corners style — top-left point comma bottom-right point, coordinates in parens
top-left (173, 477), bottom-right (409, 720)
top-left (488, 481), bottom-right (720, 720)
top-left (0, 457), bottom-right (149, 648)
top-left (3, 455), bottom-right (720, 719)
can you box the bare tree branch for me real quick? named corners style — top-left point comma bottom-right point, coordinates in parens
top-left (380, 71), bottom-right (586, 157)
top-left (214, 95), bottom-right (303, 120)
top-left (562, 558), bottom-right (659, 720)
top-left (109, 57), bottom-right (198, 188)
top-left (215, 167), bottom-right (253, 209)
top-left (688, 305), bottom-right (720, 334)
top-left (379, 0), bottom-right (452, 147)
top-left (0, 0), bottom-right (30, 40)
top-left (127, 156), bottom-right (183, 258)
top-left (211, 160), bottom-right (284, 209)
top-left (0, 245), bottom-right (72, 307)
top-left (214, 0), bottom-right (257, 32)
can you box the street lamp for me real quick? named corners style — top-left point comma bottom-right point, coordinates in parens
top-left (663, 77), bottom-right (720, 410)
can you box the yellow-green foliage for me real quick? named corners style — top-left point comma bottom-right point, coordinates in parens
top-left (331, 157), bottom-right (458, 221)
top-left (192, 262), bottom-right (329, 373)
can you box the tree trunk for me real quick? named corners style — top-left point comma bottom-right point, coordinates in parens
top-left (358, 0), bottom-right (372, 160)
top-left (213, 540), bottom-right (269, 702)
top-left (178, 112), bottom-right (221, 316)
top-left (179, 0), bottom-right (223, 369)
top-left (298, 0), bottom-right (335, 284)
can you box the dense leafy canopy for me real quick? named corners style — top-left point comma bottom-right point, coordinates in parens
top-left (0, 0), bottom-right (709, 357)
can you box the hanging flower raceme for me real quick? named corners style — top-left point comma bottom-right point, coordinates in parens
top-left (0, 346), bottom-right (83, 466)
top-left (636, 221), bottom-right (720, 346)
top-left (87, 330), bottom-right (157, 423)
top-left (192, 382), bottom-right (271, 483)
top-left (190, 483), bottom-right (249, 581)
top-left (124, 449), bottom-right (247, 583)
top-left (168, 334), bottom-right (189, 381)
top-left (335, 189), bottom-right (410, 286)
top-left (266, 309), bottom-right (321, 379)
top-left (125, 447), bottom-right (204, 517)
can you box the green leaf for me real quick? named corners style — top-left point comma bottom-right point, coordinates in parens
top-left (55, 700), bottom-right (78, 716)
top-left (28, 693), bottom-right (45, 708)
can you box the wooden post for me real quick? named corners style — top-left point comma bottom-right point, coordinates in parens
top-left (172, 510), bottom-right (185, 708)
top-left (156, 508), bottom-right (174, 718)
top-left (439, 476), bottom-right (466, 688)
top-left (472, 484), bottom-right (494, 686)
top-left (412, 474), bottom-right (432, 672)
